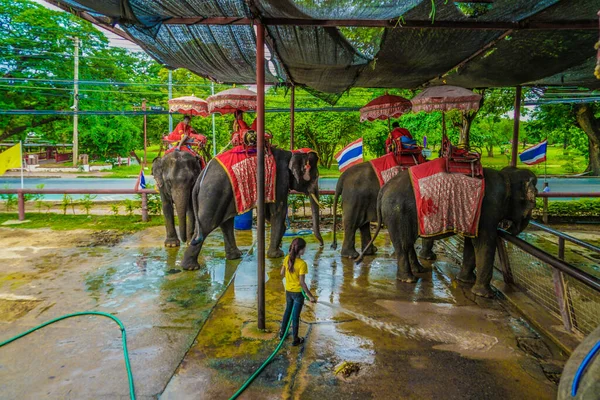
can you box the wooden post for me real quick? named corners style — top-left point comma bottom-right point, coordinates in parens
top-left (510, 86), bottom-right (522, 167)
top-left (542, 181), bottom-right (549, 224)
top-left (496, 237), bottom-right (513, 284)
top-left (17, 190), bottom-right (25, 221)
top-left (141, 192), bottom-right (148, 222)
top-left (256, 23), bottom-right (266, 330)
top-left (142, 99), bottom-right (147, 168)
top-left (290, 85), bottom-right (295, 151)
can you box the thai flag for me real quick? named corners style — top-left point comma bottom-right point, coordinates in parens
top-left (136, 169), bottom-right (146, 190)
top-left (519, 140), bottom-right (547, 165)
top-left (335, 138), bottom-right (363, 172)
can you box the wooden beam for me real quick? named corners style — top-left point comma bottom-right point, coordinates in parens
top-left (163, 17), bottom-right (597, 30)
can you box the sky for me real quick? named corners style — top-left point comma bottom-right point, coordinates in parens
top-left (35, 0), bottom-right (143, 52)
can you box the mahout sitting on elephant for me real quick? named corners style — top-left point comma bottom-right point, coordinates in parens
top-left (181, 146), bottom-right (323, 270)
top-left (331, 148), bottom-right (430, 259)
top-left (152, 150), bottom-right (204, 247)
top-left (357, 162), bottom-right (537, 298)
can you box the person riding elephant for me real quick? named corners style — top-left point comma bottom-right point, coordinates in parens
top-left (357, 166), bottom-right (537, 298)
top-left (152, 150), bottom-right (203, 247)
top-left (181, 147), bottom-right (323, 270)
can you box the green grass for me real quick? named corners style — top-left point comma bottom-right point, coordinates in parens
top-left (0, 213), bottom-right (164, 232)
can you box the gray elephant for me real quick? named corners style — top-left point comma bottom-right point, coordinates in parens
top-left (331, 162), bottom-right (436, 260)
top-left (358, 166), bottom-right (537, 298)
top-left (181, 147), bottom-right (323, 270)
top-left (152, 151), bottom-right (203, 247)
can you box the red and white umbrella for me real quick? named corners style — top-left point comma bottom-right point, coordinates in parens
top-left (360, 94), bottom-right (412, 122)
top-left (168, 95), bottom-right (209, 117)
top-left (207, 87), bottom-right (257, 115)
top-left (411, 85), bottom-right (482, 113)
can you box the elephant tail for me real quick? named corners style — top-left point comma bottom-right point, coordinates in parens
top-left (355, 187), bottom-right (384, 264)
top-left (191, 161), bottom-right (211, 245)
top-left (330, 178), bottom-right (343, 250)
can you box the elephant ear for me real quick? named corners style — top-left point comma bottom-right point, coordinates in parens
top-left (152, 158), bottom-right (164, 189)
top-left (288, 153), bottom-right (311, 184)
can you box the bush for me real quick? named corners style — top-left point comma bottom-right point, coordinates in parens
top-left (288, 194), bottom-right (305, 220)
top-left (79, 194), bottom-right (97, 215)
top-left (110, 203), bottom-right (120, 215)
top-left (61, 194), bottom-right (75, 215)
top-left (123, 199), bottom-right (140, 216)
top-left (534, 198), bottom-right (600, 217)
top-left (1, 186), bottom-right (17, 211)
top-left (136, 183), bottom-right (161, 216)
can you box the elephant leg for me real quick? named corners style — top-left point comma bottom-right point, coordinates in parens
top-left (160, 190), bottom-right (180, 247)
top-left (409, 246), bottom-right (426, 273)
top-left (471, 232), bottom-right (497, 298)
top-left (418, 238), bottom-right (436, 260)
top-left (267, 203), bottom-right (286, 259)
top-left (341, 217), bottom-right (359, 259)
top-left (186, 204), bottom-right (195, 244)
top-left (359, 223), bottom-right (377, 255)
top-left (181, 235), bottom-right (204, 271)
top-left (221, 218), bottom-right (242, 260)
top-left (457, 237), bottom-right (476, 283)
top-left (396, 247), bottom-right (418, 283)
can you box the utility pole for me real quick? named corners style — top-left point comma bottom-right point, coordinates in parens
top-left (211, 81), bottom-right (216, 157)
top-left (142, 99), bottom-right (147, 168)
top-left (168, 70), bottom-right (173, 132)
top-left (72, 37), bottom-right (79, 166)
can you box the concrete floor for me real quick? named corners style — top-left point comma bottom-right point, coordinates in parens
top-left (0, 227), bottom-right (564, 399)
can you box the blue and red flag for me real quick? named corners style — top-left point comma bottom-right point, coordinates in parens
top-left (335, 138), bottom-right (363, 172)
top-left (519, 140), bottom-right (547, 165)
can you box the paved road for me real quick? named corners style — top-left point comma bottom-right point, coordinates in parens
top-left (1, 176), bottom-right (598, 201)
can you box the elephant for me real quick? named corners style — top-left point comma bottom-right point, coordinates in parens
top-left (181, 147), bottom-right (323, 270)
top-left (331, 162), bottom-right (436, 260)
top-left (357, 166), bottom-right (537, 298)
top-left (152, 151), bottom-right (203, 247)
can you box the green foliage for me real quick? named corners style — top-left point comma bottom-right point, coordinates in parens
top-left (123, 199), bottom-right (140, 216)
top-left (32, 184), bottom-right (45, 213)
top-left (136, 183), bottom-right (161, 216)
top-left (0, 186), bottom-right (17, 211)
top-left (0, 213), bottom-right (164, 232)
top-left (288, 194), bottom-right (305, 220)
top-left (110, 203), bottom-right (120, 216)
top-left (79, 194), bottom-right (96, 215)
top-left (60, 194), bottom-right (74, 215)
top-left (534, 198), bottom-right (600, 217)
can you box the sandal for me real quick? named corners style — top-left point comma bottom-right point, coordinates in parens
top-left (292, 337), bottom-right (305, 346)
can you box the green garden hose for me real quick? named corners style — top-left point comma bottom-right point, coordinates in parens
top-left (0, 311), bottom-right (135, 400)
top-left (229, 289), bottom-right (310, 400)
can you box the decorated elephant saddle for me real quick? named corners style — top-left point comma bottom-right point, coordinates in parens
top-left (369, 151), bottom-right (427, 187)
top-left (409, 158), bottom-right (485, 238)
top-left (215, 146), bottom-right (276, 214)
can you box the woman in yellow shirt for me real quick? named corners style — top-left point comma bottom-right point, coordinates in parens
top-left (279, 238), bottom-right (316, 346)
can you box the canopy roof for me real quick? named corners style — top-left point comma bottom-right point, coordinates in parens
top-left (50, 0), bottom-right (600, 101)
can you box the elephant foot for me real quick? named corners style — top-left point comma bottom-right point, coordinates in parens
top-left (471, 283), bottom-right (495, 298)
top-left (165, 238), bottom-right (181, 248)
top-left (397, 272), bottom-right (419, 283)
top-left (330, 242), bottom-right (338, 250)
top-left (267, 248), bottom-right (285, 259)
top-left (226, 248), bottom-right (243, 260)
top-left (181, 258), bottom-right (201, 271)
top-left (418, 248), bottom-right (436, 260)
top-left (411, 260), bottom-right (426, 274)
top-left (456, 271), bottom-right (476, 284)
top-left (341, 249), bottom-right (360, 259)
top-left (362, 245), bottom-right (378, 256)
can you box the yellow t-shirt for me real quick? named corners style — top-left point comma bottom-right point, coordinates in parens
top-left (283, 255), bottom-right (308, 293)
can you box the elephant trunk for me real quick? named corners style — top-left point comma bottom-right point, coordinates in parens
top-left (174, 190), bottom-right (189, 243)
top-left (308, 185), bottom-right (324, 247)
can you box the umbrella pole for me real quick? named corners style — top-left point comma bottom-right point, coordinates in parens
top-left (388, 118), bottom-right (391, 131)
top-left (442, 111), bottom-right (447, 140)
top-left (256, 23), bottom-right (266, 331)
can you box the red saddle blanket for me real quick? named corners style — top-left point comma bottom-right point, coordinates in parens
top-left (215, 146), bottom-right (276, 214)
top-left (409, 158), bottom-right (485, 238)
top-left (369, 151), bottom-right (426, 187)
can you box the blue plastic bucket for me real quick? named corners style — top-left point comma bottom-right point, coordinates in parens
top-left (234, 209), bottom-right (253, 230)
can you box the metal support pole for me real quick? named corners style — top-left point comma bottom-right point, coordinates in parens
top-left (168, 70), bottom-right (173, 132)
top-left (510, 86), bottom-right (522, 167)
top-left (142, 99), bottom-right (147, 168)
top-left (18, 190), bottom-right (25, 221)
top-left (72, 37), bottom-right (79, 167)
top-left (211, 81), bottom-right (217, 157)
top-left (141, 193), bottom-right (148, 222)
top-left (256, 23), bottom-right (266, 330)
top-left (290, 86), bottom-right (295, 151)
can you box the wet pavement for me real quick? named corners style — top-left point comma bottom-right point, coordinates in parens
top-left (0, 228), bottom-right (565, 399)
